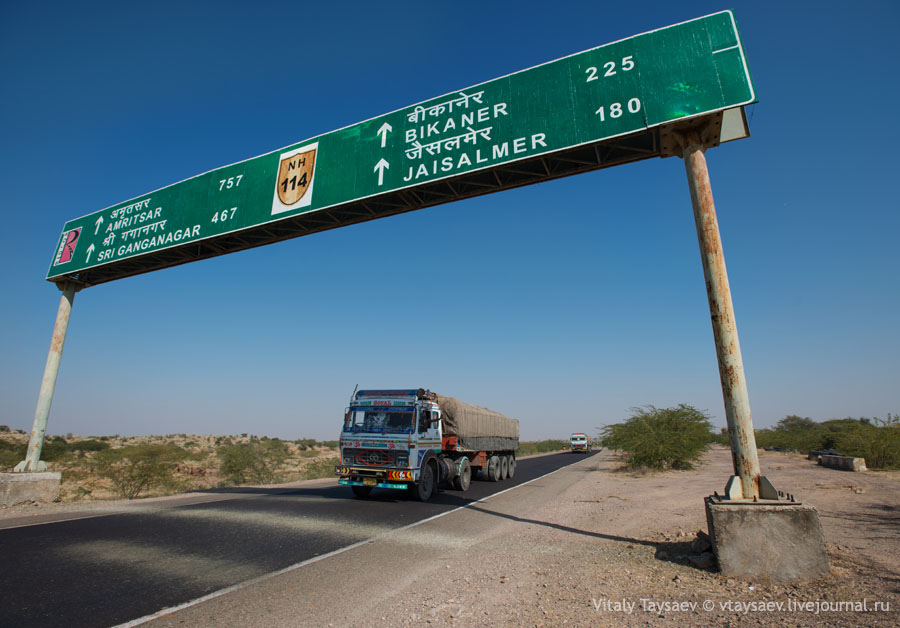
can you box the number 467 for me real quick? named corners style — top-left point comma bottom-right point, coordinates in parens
top-left (211, 207), bottom-right (237, 223)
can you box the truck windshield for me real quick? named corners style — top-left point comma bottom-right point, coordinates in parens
top-left (345, 408), bottom-right (415, 434)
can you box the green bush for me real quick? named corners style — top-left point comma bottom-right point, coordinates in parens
top-left (71, 439), bottom-right (110, 452)
top-left (40, 440), bottom-right (71, 462)
top-left (517, 440), bottom-right (569, 456)
top-left (217, 440), bottom-right (288, 485)
top-left (93, 444), bottom-right (187, 499)
top-left (600, 404), bottom-right (714, 470)
top-left (833, 415), bottom-right (900, 469)
top-left (749, 414), bottom-right (899, 468)
top-left (299, 457), bottom-right (340, 480)
top-left (0, 440), bottom-right (27, 470)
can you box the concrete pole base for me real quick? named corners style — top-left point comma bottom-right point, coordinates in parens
top-left (705, 496), bottom-right (829, 584)
top-left (0, 472), bottom-right (61, 507)
top-left (14, 459), bottom-right (48, 472)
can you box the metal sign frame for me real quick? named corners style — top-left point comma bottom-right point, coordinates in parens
top-left (47, 10), bottom-right (754, 287)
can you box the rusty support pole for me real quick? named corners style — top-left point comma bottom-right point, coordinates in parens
top-left (15, 282), bottom-right (79, 473)
top-left (681, 132), bottom-right (765, 500)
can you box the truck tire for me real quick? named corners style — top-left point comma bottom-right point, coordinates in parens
top-left (506, 455), bottom-right (516, 479)
top-left (486, 455), bottom-right (501, 482)
top-left (453, 458), bottom-right (471, 491)
top-left (414, 463), bottom-right (436, 501)
top-left (351, 485), bottom-right (372, 499)
top-left (499, 455), bottom-right (509, 480)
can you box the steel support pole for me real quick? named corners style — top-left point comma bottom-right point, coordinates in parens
top-left (15, 282), bottom-right (78, 473)
top-left (682, 134), bottom-right (762, 500)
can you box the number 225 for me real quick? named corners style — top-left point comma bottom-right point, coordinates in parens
top-left (585, 56), bottom-right (635, 82)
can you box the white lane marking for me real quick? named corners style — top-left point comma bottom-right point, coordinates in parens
top-left (712, 44), bottom-right (739, 54)
top-left (112, 455), bottom-right (592, 627)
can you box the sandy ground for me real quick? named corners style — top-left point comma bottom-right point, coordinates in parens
top-left (4, 447), bottom-right (898, 627)
top-left (313, 446), bottom-right (894, 628)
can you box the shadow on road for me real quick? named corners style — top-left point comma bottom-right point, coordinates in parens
top-left (462, 503), bottom-right (718, 573)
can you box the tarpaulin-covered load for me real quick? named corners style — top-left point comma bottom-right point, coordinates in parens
top-left (427, 392), bottom-right (519, 452)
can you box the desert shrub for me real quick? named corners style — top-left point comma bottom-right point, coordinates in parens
top-left (517, 440), bottom-right (569, 456)
top-left (768, 415), bottom-right (825, 451)
top-left (294, 438), bottom-right (317, 450)
top-left (750, 414), bottom-right (899, 468)
top-left (601, 404), bottom-right (714, 470)
top-left (217, 440), bottom-right (289, 485)
top-left (318, 440), bottom-right (339, 449)
top-left (0, 440), bottom-right (27, 470)
top-left (93, 444), bottom-right (187, 499)
top-left (71, 439), bottom-right (110, 452)
top-left (0, 425), bottom-right (10, 433)
top-left (711, 428), bottom-right (730, 446)
top-left (40, 440), bottom-right (71, 462)
top-left (833, 414), bottom-right (900, 469)
top-left (299, 457), bottom-right (339, 479)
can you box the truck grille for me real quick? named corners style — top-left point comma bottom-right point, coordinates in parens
top-left (343, 448), bottom-right (406, 467)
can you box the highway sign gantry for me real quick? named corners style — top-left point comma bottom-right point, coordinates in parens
top-left (47, 10), bottom-right (754, 286)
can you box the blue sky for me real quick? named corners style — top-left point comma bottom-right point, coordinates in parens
top-left (1, 1), bottom-right (897, 440)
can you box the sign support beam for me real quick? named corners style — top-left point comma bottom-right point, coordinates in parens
top-left (680, 129), bottom-right (774, 501)
top-left (15, 282), bottom-right (79, 472)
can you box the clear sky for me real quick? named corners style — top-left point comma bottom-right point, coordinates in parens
top-left (1, 1), bottom-right (897, 441)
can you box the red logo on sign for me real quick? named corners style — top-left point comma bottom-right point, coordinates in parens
top-left (55, 228), bottom-right (82, 265)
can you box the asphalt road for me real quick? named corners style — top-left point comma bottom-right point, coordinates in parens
top-left (0, 451), bottom-right (597, 628)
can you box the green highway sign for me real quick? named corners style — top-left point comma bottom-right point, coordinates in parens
top-left (48, 10), bottom-right (755, 285)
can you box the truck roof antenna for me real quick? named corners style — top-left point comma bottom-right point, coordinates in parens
top-left (351, 384), bottom-right (358, 401)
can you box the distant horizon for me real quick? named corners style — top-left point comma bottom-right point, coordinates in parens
top-left (4, 409), bottom-right (891, 444)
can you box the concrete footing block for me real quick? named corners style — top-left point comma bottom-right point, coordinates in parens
top-left (819, 455), bottom-right (867, 472)
top-left (0, 472), bottom-right (62, 507)
top-left (705, 496), bottom-right (829, 584)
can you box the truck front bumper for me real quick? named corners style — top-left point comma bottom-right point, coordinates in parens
top-left (335, 465), bottom-right (414, 490)
top-left (338, 479), bottom-right (409, 490)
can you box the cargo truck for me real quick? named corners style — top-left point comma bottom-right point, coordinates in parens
top-left (335, 388), bottom-right (519, 501)
top-left (570, 433), bottom-right (592, 453)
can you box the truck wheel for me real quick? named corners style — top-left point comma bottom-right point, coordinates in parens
top-left (351, 485), bottom-right (372, 499)
top-left (453, 458), bottom-right (471, 491)
top-left (506, 455), bottom-right (516, 479)
top-left (414, 463), bottom-right (435, 501)
top-left (486, 456), bottom-right (501, 482)
top-left (499, 455), bottom-right (509, 480)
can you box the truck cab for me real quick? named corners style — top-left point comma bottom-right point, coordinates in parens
top-left (336, 389), bottom-right (442, 500)
top-left (570, 433), bottom-right (591, 453)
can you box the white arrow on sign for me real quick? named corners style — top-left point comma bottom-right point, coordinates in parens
top-left (374, 158), bottom-right (389, 186)
top-left (86, 243), bottom-right (96, 263)
top-left (377, 122), bottom-right (392, 148)
top-left (94, 215), bottom-right (104, 235)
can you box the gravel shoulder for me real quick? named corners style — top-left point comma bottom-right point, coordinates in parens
top-left (139, 446), bottom-right (898, 627)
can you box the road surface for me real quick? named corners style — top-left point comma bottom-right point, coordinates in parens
top-left (0, 451), bottom-right (597, 628)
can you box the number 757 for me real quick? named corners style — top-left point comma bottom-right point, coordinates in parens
top-left (219, 175), bottom-right (243, 191)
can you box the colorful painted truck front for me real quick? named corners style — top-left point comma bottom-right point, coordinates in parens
top-left (570, 433), bottom-right (592, 452)
top-left (335, 388), bottom-right (519, 501)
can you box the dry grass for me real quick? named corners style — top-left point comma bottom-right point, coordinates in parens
top-left (0, 431), bottom-right (339, 502)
